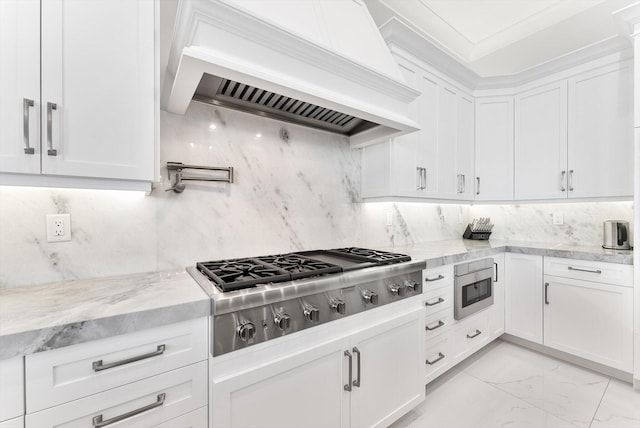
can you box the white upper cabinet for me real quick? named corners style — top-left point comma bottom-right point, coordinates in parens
top-left (514, 81), bottom-right (568, 201)
top-left (0, 0), bottom-right (40, 174)
top-left (567, 61), bottom-right (633, 198)
top-left (475, 97), bottom-right (514, 201)
top-left (0, 0), bottom-right (155, 189)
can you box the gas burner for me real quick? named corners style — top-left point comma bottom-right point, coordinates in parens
top-left (329, 247), bottom-right (412, 264)
top-left (257, 254), bottom-right (342, 279)
top-left (196, 258), bottom-right (291, 292)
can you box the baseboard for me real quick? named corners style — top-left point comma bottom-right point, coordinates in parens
top-left (501, 334), bottom-right (633, 383)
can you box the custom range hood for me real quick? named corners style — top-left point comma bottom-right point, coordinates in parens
top-left (164, 0), bottom-right (420, 148)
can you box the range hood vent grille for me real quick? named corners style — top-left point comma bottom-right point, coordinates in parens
top-left (193, 74), bottom-right (377, 136)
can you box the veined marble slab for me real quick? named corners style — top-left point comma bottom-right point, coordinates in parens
top-left (0, 270), bottom-right (210, 360)
top-left (383, 239), bottom-right (633, 268)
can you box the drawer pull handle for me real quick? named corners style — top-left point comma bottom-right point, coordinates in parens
top-left (425, 297), bottom-right (445, 307)
top-left (352, 347), bottom-right (361, 388)
top-left (425, 274), bottom-right (445, 282)
top-left (567, 266), bottom-right (602, 274)
top-left (344, 350), bottom-right (353, 392)
top-left (466, 329), bottom-right (482, 339)
top-left (92, 344), bottom-right (166, 372)
top-left (92, 393), bottom-right (165, 427)
top-left (426, 352), bottom-right (445, 365)
top-left (23, 98), bottom-right (35, 154)
top-left (46, 101), bottom-right (58, 156)
top-left (425, 320), bottom-right (445, 331)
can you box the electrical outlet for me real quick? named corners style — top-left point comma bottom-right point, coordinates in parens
top-left (386, 212), bottom-right (393, 226)
top-left (46, 214), bottom-right (71, 242)
top-left (552, 211), bottom-right (564, 225)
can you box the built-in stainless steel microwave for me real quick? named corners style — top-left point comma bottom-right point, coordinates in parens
top-left (454, 258), bottom-right (495, 320)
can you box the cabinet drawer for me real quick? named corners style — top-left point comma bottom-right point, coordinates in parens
top-left (424, 307), bottom-right (453, 341)
top-left (26, 361), bottom-right (207, 428)
top-left (453, 309), bottom-right (491, 362)
top-left (0, 417), bottom-right (23, 428)
top-left (423, 285), bottom-right (453, 315)
top-left (424, 332), bottom-right (452, 383)
top-left (153, 406), bottom-right (207, 428)
top-left (26, 317), bottom-right (208, 413)
top-left (0, 356), bottom-right (24, 421)
top-left (423, 265), bottom-right (453, 292)
top-left (544, 257), bottom-right (632, 287)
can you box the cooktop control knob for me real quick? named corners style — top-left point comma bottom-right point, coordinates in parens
top-left (362, 290), bottom-right (379, 305)
top-left (390, 283), bottom-right (407, 297)
top-left (237, 321), bottom-right (256, 342)
top-left (404, 279), bottom-right (419, 292)
top-left (303, 305), bottom-right (320, 322)
top-left (274, 312), bottom-right (291, 331)
top-left (330, 298), bottom-right (346, 314)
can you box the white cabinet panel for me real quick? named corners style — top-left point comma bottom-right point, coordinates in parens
top-left (490, 253), bottom-right (505, 338)
top-left (0, 0), bottom-right (40, 174)
top-left (475, 97), bottom-right (514, 201)
top-left (26, 317), bottom-right (208, 413)
top-left (26, 361), bottom-right (207, 428)
top-left (437, 87), bottom-right (458, 198)
top-left (424, 331), bottom-right (453, 384)
top-left (515, 81), bottom-right (568, 200)
top-left (504, 253), bottom-right (543, 344)
top-left (40, 0), bottom-right (154, 181)
top-left (452, 308), bottom-right (491, 362)
top-left (153, 406), bottom-right (207, 428)
top-left (0, 356), bottom-right (23, 422)
top-left (213, 336), bottom-right (350, 428)
top-left (544, 256), bottom-right (633, 287)
top-left (0, 417), bottom-right (23, 428)
top-left (567, 61), bottom-right (633, 198)
top-left (544, 276), bottom-right (633, 371)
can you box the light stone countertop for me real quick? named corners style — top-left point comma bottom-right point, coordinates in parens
top-left (0, 270), bottom-right (210, 360)
top-left (0, 240), bottom-right (632, 360)
top-left (383, 239), bottom-right (633, 267)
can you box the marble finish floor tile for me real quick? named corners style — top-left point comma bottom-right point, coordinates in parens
top-left (591, 379), bottom-right (640, 428)
top-left (391, 340), bottom-right (640, 428)
top-left (459, 341), bottom-right (609, 428)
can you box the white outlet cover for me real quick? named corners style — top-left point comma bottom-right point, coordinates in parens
top-left (552, 212), bottom-right (564, 225)
top-left (46, 214), bottom-right (71, 242)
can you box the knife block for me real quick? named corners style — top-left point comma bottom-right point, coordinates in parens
top-left (462, 225), bottom-right (492, 240)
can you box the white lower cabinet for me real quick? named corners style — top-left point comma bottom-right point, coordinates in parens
top-left (489, 254), bottom-right (505, 338)
top-left (0, 356), bottom-right (24, 422)
top-left (543, 258), bottom-right (634, 372)
top-left (26, 362), bottom-right (207, 428)
top-left (424, 330), bottom-right (453, 384)
top-left (213, 305), bottom-right (424, 428)
top-left (452, 309), bottom-right (491, 363)
top-left (0, 417), bottom-right (23, 428)
top-left (504, 253), bottom-right (544, 344)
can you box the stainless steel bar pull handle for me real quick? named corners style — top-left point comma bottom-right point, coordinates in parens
top-left (46, 102), bottom-right (58, 156)
top-left (344, 350), bottom-right (353, 391)
top-left (461, 174), bottom-right (465, 193)
top-left (426, 352), bottom-right (445, 365)
top-left (476, 177), bottom-right (480, 195)
top-left (545, 282), bottom-right (549, 305)
top-left (421, 168), bottom-right (427, 190)
top-left (494, 262), bottom-right (498, 282)
top-left (425, 274), bottom-right (445, 282)
top-left (352, 347), bottom-right (361, 387)
top-left (425, 297), bottom-right (445, 307)
top-left (92, 344), bottom-right (166, 371)
top-left (568, 266), bottom-right (602, 274)
top-left (23, 98), bottom-right (35, 154)
top-left (416, 167), bottom-right (422, 190)
top-left (560, 170), bottom-right (566, 192)
top-left (568, 169), bottom-right (574, 191)
top-left (92, 393), bottom-right (165, 427)
top-left (425, 320), bottom-right (445, 331)
top-left (466, 329), bottom-right (482, 339)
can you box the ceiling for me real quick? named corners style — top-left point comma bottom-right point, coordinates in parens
top-left (363, 0), bottom-right (638, 77)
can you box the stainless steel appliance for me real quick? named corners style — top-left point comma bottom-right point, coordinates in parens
top-left (454, 258), bottom-right (494, 320)
top-left (603, 220), bottom-right (631, 250)
top-left (187, 247), bottom-right (425, 356)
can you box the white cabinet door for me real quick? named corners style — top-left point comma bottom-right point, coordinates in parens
top-left (457, 94), bottom-right (475, 200)
top-left (0, 356), bottom-right (24, 422)
top-left (213, 337), bottom-right (350, 428)
top-left (436, 86), bottom-right (458, 199)
top-left (567, 61), bottom-right (633, 198)
top-left (515, 81), bottom-right (568, 200)
top-left (40, 0), bottom-right (154, 181)
top-left (544, 276), bottom-right (633, 371)
top-left (490, 253), bottom-right (506, 338)
top-left (0, 417), bottom-right (23, 428)
top-left (350, 308), bottom-right (424, 428)
top-left (0, 0), bottom-right (40, 174)
top-left (475, 97), bottom-right (514, 201)
top-left (504, 253), bottom-right (543, 344)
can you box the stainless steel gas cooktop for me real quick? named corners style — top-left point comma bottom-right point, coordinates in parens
top-left (187, 247), bottom-right (425, 356)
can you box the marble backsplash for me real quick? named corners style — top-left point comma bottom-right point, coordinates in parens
top-left (0, 102), bottom-right (634, 287)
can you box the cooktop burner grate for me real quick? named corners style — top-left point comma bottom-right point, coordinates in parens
top-left (328, 247), bottom-right (412, 264)
top-left (256, 254), bottom-right (342, 279)
top-left (197, 258), bottom-right (292, 292)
